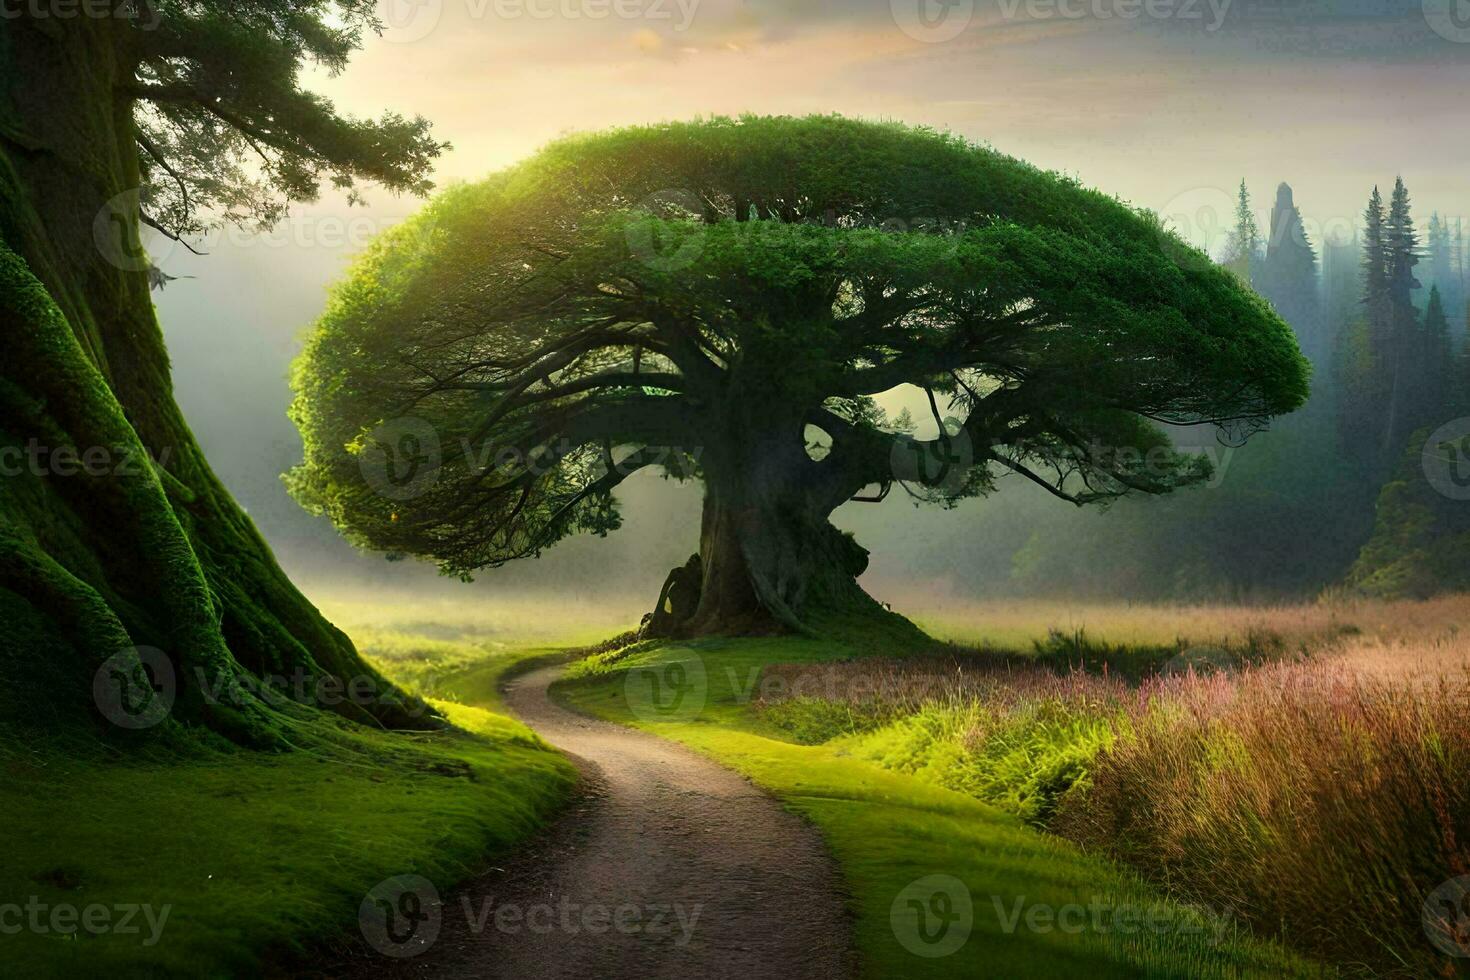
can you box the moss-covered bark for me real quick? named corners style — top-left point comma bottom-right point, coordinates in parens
top-left (0, 19), bottom-right (426, 739)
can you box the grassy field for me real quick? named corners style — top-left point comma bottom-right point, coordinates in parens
top-left (10, 589), bottom-right (1462, 976)
top-left (0, 597), bottom-right (582, 979)
top-left (757, 652), bottom-right (1468, 971)
top-left (904, 592), bottom-right (1470, 655)
top-left (553, 637), bottom-right (1323, 979)
top-left (584, 594), bottom-right (1466, 978)
top-left (335, 590), bottom-right (1465, 977)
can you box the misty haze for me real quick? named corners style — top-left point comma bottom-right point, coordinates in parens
top-left (4, 3), bottom-right (1470, 978)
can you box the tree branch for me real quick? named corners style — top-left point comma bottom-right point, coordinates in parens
top-left (139, 211), bottom-right (207, 255)
top-left (135, 130), bottom-right (191, 223)
top-left (993, 455), bottom-right (1107, 505)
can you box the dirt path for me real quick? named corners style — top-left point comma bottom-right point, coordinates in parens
top-left (332, 664), bottom-right (854, 979)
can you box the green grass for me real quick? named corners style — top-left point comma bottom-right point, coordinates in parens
top-left (553, 637), bottom-right (1324, 979)
top-left (360, 630), bottom-right (575, 716)
top-left (834, 701), bottom-right (1122, 827)
top-left (0, 645), bottom-right (576, 978)
top-left (0, 585), bottom-right (1355, 979)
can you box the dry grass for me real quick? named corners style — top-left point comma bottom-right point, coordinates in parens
top-left (1326, 629), bottom-right (1470, 692)
top-left (1056, 659), bottom-right (1470, 977)
top-left (756, 595), bottom-right (1470, 976)
top-left (906, 592), bottom-right (1470, 659)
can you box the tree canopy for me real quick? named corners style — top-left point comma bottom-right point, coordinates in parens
top-left (289, 115), bottom-right (1309, 632)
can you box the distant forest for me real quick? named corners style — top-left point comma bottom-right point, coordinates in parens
top-left (997, 178), bottom-right (1470, 602)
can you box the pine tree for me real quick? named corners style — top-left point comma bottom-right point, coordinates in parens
top-left (1259, 183), bottom-right (1321, 363)
top-left (1385, 178), bottom-right (1421, 308)
top-left (1421, 285), bottom-right (1453, 424)
top-left (1340, 187), bottom-right (1392, 463)
top-left (1361, 186), bottom-right (1389, 320)
top-left (1222, 179), bottom-right (1260, 283)
top-left (1345, 216), bottom-right (1468, 603)
top-left (1424, 213), bottom-right (1463, 330)
top-left (1383, 177), bottom-right (1422, 449)
top-left (1458, 218), bottom-right (1467, 337)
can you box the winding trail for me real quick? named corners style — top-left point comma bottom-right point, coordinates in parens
top-left (343, 663), bottom-right (854, 979)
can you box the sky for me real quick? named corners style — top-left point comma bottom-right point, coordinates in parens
top-left (152, 0), bottom-right (1470, 613)
top-left (305, 0), bottom-right (1470, 238)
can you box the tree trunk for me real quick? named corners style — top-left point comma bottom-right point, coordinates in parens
top-left (0, 20), bottom-right (425, 739)
top-left (673, 425), bottom-right (919, 642)
top-left (683, 485), bottom-right (875, 635)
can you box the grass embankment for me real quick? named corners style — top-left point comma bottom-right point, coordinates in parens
top-left (554, 637), bottom-right (1320, 979)
top-left (0, 615), bottom-right (578, 978)
top-left (741, 599), bottom-right (1470, 977)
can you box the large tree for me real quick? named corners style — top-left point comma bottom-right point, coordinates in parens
top-left (289, 116), bottom-right (1309, 637)
top-left (1, 3), bottom-right (443, 736)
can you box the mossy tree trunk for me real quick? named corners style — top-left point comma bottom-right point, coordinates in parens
top-left (0, 19), bottom-right (424, 739)
top-left (665, 396), bottom-right (918, 641)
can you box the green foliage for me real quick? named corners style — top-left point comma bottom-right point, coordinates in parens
top-left (1346, 178), bottom-right (1434, 462)
top-left (1347, 425), bottom-right (1470, 597)
top-left (1418, 285), bottom-right (1455, 420)
top-left (128, 0), bottom-right (447, 237)
top-left (289, 115), bottom-right (1308, 580)
top-left (1006, 409), bottom-right (1379, 601)
top-left (1256, 183), bottom-right (1322, 363)
top-left (994, 174), bottom-right (1464, 603)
